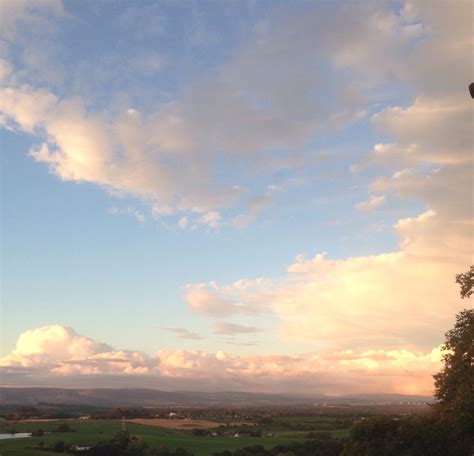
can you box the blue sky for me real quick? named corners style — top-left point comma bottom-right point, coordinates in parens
top-left (0, 0), bottom-right (471, 395)
top-left (1, 112), bottom-right (405, 355)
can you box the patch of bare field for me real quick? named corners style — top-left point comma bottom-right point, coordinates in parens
top-left (126, 418), bottom-right (223, 429)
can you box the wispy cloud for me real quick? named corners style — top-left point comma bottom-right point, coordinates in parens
top-left (212, 322), bottom-right (262, 335)
top-left (185, 279), bottom-right (272, 317)
top-left (223, 340), bottom-right (261, 347)
top-left (355, 195), bottom-right (386, 211)
top-left (161, 327), bottom-right (202, 340)
top-left (108, 206), bottom-right (146, 223)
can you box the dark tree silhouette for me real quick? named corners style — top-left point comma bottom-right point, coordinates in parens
top-left (455, 265), bottom-right (473, 299)
top-left (433, 309), bottom-right (474, 414)
top-left (432, 265), bottom-right (474, 452)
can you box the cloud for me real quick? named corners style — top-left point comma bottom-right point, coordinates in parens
top-left (183, 1), bottom-right (472, 352)
top-left (198, 211), bottom-right (222, 230)
top-left (361, 95), bottom-right (472, 169)
top-left (0, 0), bottom-right (63, 41)
top-left (177, 216), bottom-right (189, 229)
top-left (365, 98), bottom-right (472, 228)
top-left (161, 327), bottom-right (202, 340)
top-left (0, 325), bottom-right (444, 395)
top-left (185, 279), bottom-right (272, 317)
top-left (249, 194), bottom-right (275, 216)
top-left (212, 322), bottom-right (262, 335)
top-left (2, 1), bottom-right (461, 223)
top-left (224, 340), bottom-right (261, 347)
top-left (185, 229), bottom-right (468, 351)
top-left (108, 206), bottom-right (146, 223)
top-left (185, 284), bottom-right (243, 317)
top-left (0, 325), bottom-right (156, 375)
top-left (184, 92), bottom-right (472, 349)
top-left (232, 194), bottom-right (276, 228)
top-left (356, 195), bottom-right (386, 211)
top-left (0, 58), bottom-right (12, 80)
top-left (0, 1), bottom-right (470, 396)
top-left (0, 83), bottom-right (247, 217)
top-left (142, 344), bottom-right (445, 395)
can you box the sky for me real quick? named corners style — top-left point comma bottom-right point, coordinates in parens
top-left (0, 0), bottom-right (472, 396)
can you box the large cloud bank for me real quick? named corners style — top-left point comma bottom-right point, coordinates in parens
top-left (0, 325), bottom-right (442, 395)
top-left (184, 0), bottom-right (473, 351)
top-left (1, 1), bottom-right (470, 223)
top-left (0, 0), bottom-right (472, 395)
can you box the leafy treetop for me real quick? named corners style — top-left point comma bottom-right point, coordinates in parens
top-left (455, 265), bottom-right (473, 299)
top-left (433, 265), bottom-right (473, 442)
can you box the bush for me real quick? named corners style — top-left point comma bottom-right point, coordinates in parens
top-left (213, 437), bottom-right (343, 456)
top-left (148, 448), bottom-right (194, 456)
top-left (52, 440), bottom-right (66, 452)
top-left (56, 423), bottom-right (73, 432)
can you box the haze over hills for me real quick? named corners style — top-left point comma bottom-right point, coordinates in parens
top-left (0, 387), bottom-right (433, 408)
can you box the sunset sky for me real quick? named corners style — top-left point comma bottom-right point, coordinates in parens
top-left (1, 0), bottom-right (472, 396)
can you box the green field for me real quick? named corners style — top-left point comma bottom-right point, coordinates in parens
top-left (0, 417), bottom-right (350, 456)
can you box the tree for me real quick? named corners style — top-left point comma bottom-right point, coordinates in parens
top-left (432, 265), bottom-right (474, 452)
top-left (112, 430), bottom-right (130, 450)
top-left (342, 415), bottom-right (452, 456)
top-left (55, 423), bottom-right (71, 432)
top-left (52, 440), bottom-right (66, 452)
top-left (433, 309), bottom-right (474, 405)
top-left (456, 265), bottom-right (473, 299)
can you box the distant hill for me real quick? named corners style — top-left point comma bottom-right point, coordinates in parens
top-left (0, 387), bottom-right (433, 408)
top-left (341, 393), bottom-right (435, 403)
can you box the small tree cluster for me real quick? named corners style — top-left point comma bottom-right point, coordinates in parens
top-left (212, 435), bottom-right (342, 456)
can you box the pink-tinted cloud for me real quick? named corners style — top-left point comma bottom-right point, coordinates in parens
top-left (0, 325), bottom-right (443, 395)
top-left (161, 327), bottom-right (203, 340)
top-left (0, 325), bottom-right (157, 376)
top-left (183, 34), bottom-right (472, 353)
top-left (212, 322), bottom-right (262, 335)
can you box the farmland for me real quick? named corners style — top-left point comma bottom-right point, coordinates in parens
top-left (0, 415), bottom-right (351, 456)
top-left (125, 418), bottom-right (223, 430)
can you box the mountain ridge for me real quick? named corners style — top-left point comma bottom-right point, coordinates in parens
top-left (0, 387), bottom-right (433, 407)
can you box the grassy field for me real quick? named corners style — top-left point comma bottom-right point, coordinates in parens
top-left (0, 417), bottom-right (350, 456)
